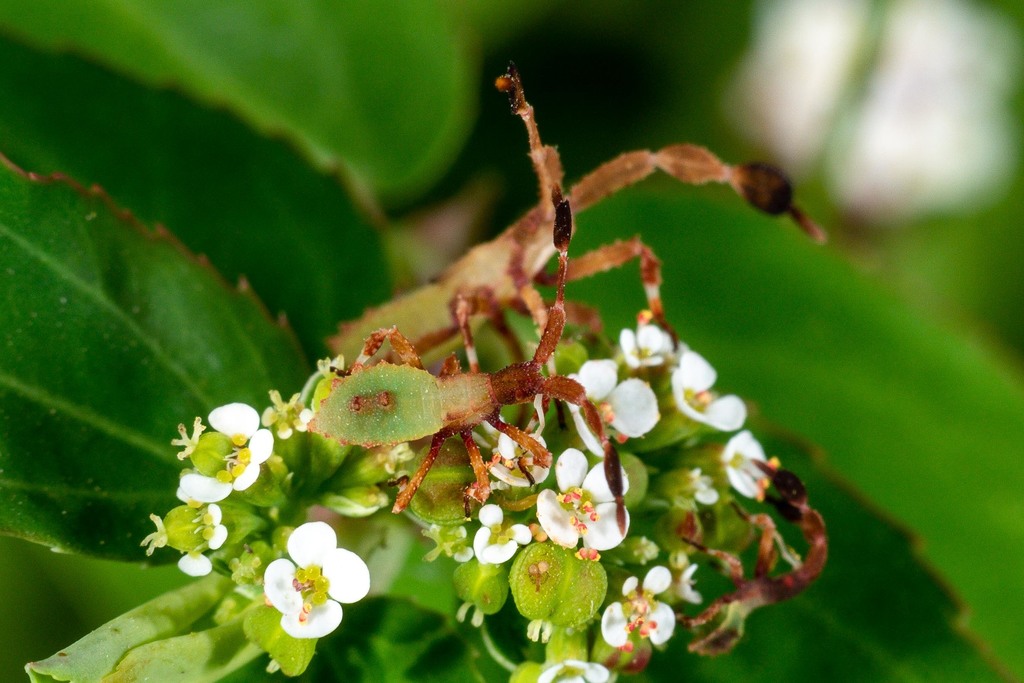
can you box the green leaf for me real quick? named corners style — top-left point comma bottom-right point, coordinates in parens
top-left (0, 1), bottom-right (475, 200)
top-left (0, 35), bottom-right (390, 359)
top-left (26, 574), bottom-right (234, 682)
top-left (0, 159), bottom-right (308, 559)
top-left (568, 190), bottom-right (1024, 675)
top-left (243, 605), bottom-right (316, 678)
top-left (305, 597), bottom-right (483, 683)
top-left (642, 427), bottom-right (1003, 682)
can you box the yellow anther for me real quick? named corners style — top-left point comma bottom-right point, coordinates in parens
top-left (216, 470), bottom-right (233, 484)
top-left (231, 434), bottom-right (248, 447)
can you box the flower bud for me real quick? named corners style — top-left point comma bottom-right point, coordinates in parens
top-left (321, 486), bottom-right (389, 517)
top-left (162, 505), bottom-right (210, 552)
top-left (509, 543), bottom-right (607, 629)
top-left (453, 559), bottom-right (510, 616)
top-left (409, 440), bottom-right (479, 525)
top-left (545, 626), bottom-right (589, 663)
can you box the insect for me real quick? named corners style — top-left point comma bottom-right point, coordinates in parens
top-left (328, 63), bottom-right (823, 364)
top-left (310, 173), bottom-right (628, 528)
top-left (312, 63), bottom-right (822, 524)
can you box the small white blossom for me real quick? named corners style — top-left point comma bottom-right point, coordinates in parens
top-left (571, 360), bottom-right (660, 455)
top-left (688, 468), bottom-right (719, 506)
top-left (671, 351), bottom-right (746, 431)
top-left (473, 504), bottom-right (532, 565)
top-left (674, 563), bottom-right (703, 605)
top-left (620, 322), bottom-right (675, 369)
top-left (264, 521), bottom-right (370, 639)
top-left (177, 472), bottom-right (231, 504)
top-left (538, 659), bottom-right (610, 683)
top-left (722, 430), bottom-right (769, 499)
top-left (536, 448), bottom-right (629, 555)
top-left (176, 503), bottom-right (228, 577)
top-left (490, 433), bottom-right (551, 488)
top-left (601, 566), bottom-right (677, 650)
top-left (208, 403), bottom-right (275, 491)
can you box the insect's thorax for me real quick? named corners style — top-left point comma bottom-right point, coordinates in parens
top-left (435, 372), bottom-right (495, 432)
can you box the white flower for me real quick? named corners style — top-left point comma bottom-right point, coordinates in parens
top-left (264, 521), bottom-right (370, 639)
top-left (175, 503), bottom-right (228, 577)
top-left (620, 323), bottom-right (675, 369)
top-left (688, 468), bottom-right (719, 506)
top-left (209, 403), bottom-right (275, 491)
top-left (671, 351), bottom-right (746, 431)
top-left (472, 504), bottom-right (532, 565)
top-left (538, 659), bottom-right (610, 683)
top-left (673, 563), bottom-right (703, 605)
top-left (571, 360), bottom-right (660, 455)
top-left (536, 448), bottom-right (629, 554)
top-left (490, 433), bottom-right (551, 487)
top-left (722, 430), bottom-right (769, 499)
top-left (601, 566), bottom-right (677, 650)
top-left (177, 471), bottom-right (231, 503)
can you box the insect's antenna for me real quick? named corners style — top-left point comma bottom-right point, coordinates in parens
top-left (495, 62), bottom-right (565, 207)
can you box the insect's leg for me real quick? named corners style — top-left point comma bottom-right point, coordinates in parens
top-left (495, 62), bottom-right (565, 207)
top-left (451, 288), bottom-right (528, 370)
top-left (488, 416), bottom-right (551, 468)
top-left (438, 353), bottom-right (461, 377)
top-left (536, 236), bottom-right (678, 345)
top-left (355, 326), bottom-right (425, 370)
top-left (540, 374), bottom-right (627, 534)
top-left (392, 432), bottom-right (446, 514)
top-left (460, 431), bottom-right (492, 512)
top-left (567, 145), bottom-right (825, 242)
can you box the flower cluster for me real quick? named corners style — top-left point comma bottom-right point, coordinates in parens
top-left (141, 311), bottom-right (813, 680)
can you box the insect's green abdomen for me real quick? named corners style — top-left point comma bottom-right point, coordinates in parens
top-left (310, 364), bottom-right (444, 446)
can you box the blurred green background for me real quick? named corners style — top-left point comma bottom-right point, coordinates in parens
top-left (1, 1), bottom-right (1022, 680)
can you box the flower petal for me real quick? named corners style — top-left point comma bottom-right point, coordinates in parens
top-left (622, 576), bottom-right (639, 596)
top-left (248, 428), bottom-right (274, 463)
top-left (473, 526), bottom-right (494, 561)
top-left (555, 448), bottom-right (589, 490)
top-left (208, 524), bottom-right (228, 550)
top-left (179, 473), bottom-right (231, 503)
top-left (322, 547), bottom-right (371, 604)
top-left (608, 379), bottom-right (659, 437)
top-left (280, 600), bottom-right (342, 639)
top-left (677, 351), bottom-right (717, 392)
top-left (582, 503), bottom-right (629, 551)
top-left (481, 539), bottom-right (520, 565)
top-left (510, 524), bottom-right (533, 546)
top-left (582, 463), bottom-right (629, 503)
top-left (479, 504), bottom-right (504, 527)
top-left (264, 558), bottom-right (302, 615)
top-left (643, 566), bottom-right (672, 594)
top-left (577, 360), bottom-right (618, 400)
top-left (536, 489), bottom-right (580, 548)
top-left (288, 521), bottom-right (337, 568)
top-left (231, 463), bottom-right (261, 491)
top-left (177, 552), bottom-right (212, 577)
top-left (208, 402), bottom-right (259, 439)
top-left (703, 395), bottom-right (747, 431)
top-left (648, 602), bottom-right (677, 645)
top-left (601, 602), bottom-right (630, 647)
top-left (569, 405), bottom-right (604, 457)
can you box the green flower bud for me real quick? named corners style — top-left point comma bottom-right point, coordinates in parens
top-left (229, 540), bottom-right (273, 586)
top-left (545, 626), bottom-right (589, 663)
top-left (454, 560), bottom-right (509, 616)
top-left (409, 440), bottom-right (478, 525)
top-left (190, 432), bottom-right (233, 476)
top-left (321, 485), bottom-right (389, 517)
top-left (509, 543), bottom-right (607, 629)
top-left (510, 661), bottom-right (545, 683)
